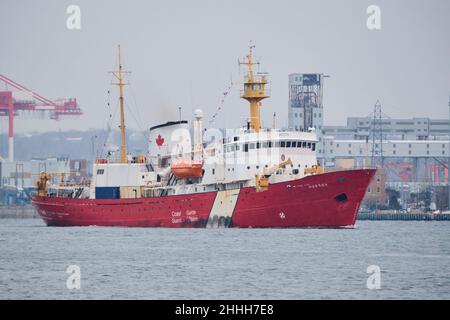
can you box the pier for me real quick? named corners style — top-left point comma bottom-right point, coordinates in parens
top-left (0, 205), bottom-right (37, 219)
top-left (358, 211), bottom-right (450, 221)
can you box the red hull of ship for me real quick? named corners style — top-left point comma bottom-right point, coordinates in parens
top-left (32, 169), bottom-right (375, 228)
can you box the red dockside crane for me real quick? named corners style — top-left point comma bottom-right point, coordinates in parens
top-left (0, 74), bottom-right (82, 161)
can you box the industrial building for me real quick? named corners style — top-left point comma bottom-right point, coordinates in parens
top-left (288, 73), bottom-right (449, 173)
top-left (288, 73), bottom-right (325, 155)
top-left (288, 73), bottom-right (450, 210)
top-left (323, 117), bottom-right (450, 141)
top-left (320, 116), bottom-right (449, 188)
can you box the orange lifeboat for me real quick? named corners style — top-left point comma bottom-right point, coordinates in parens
top-left (170, 160), bottom-right (203, 179)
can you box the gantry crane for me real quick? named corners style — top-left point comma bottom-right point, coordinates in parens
top-left (0, 74), bottom-right (82, 161)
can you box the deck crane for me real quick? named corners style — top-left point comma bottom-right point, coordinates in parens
top-left (0, 74), bottom-right (82, 161)
top-left (255, 158), bottom-right (294, 192)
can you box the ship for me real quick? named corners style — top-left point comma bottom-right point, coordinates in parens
top-left (32, 45), bottom-right (375, 228)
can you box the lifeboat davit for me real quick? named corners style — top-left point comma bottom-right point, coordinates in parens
top-left (170, 160), bottom-right (203, 179)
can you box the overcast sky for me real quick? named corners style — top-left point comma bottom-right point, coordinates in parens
top-left (0, 0), bottom-right (449, 134)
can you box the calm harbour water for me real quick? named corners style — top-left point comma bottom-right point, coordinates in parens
top-left (0, 218), bottom-right (449, 299)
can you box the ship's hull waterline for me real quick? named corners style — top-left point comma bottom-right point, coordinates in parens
top-left (32, 169), bottom-right (375, 228)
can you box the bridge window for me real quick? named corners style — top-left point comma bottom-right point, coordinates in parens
top-left (275, 141), bottom-right (281, 147)
top-left (281, 141), bottom-right (286, 148)
top-left (302, 142), bottom-right (307, 148)
top-left (312, 143), bottom-right (316, 151)
top-left (244, 144), bottom-right (249, 152)
top-left (249, 143), bottom-right (255, 150)
top-left (307, 142), bottom-right (312, 149)
top-left (286, 141), bottom-right (291, 148)
top-left (97, 169), bottom-right (105, 175)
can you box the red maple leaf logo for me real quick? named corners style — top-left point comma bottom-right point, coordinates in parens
top-left (156, 134), bottom-right (164, 146)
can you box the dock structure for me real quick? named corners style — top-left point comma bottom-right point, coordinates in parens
top-left (358, 211), bottom-right (450, 221)
top-left (0, 205), bottom-right (37, 219)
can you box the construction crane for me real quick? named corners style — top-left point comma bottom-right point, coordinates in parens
top-left (0, 74), bottom-right (82, 161)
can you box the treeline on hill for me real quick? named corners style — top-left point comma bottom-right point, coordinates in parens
top-left (0, 130), bottom-right (148, 161)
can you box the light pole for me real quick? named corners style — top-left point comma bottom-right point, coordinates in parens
top-left (91, 135), bottom-right (98, 162)
top-left (448, 93), bottom-right (450, 211)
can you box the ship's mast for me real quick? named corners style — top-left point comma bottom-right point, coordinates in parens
top-left (239, 43), bottom-right (269, 132)
top-left (112, 45), bottom-right (128, 163)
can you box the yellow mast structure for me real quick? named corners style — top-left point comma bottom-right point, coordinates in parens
top-left (239, 44), bottom-right (269, 132)
top-left (111, 45), bottom-right (128, 163)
